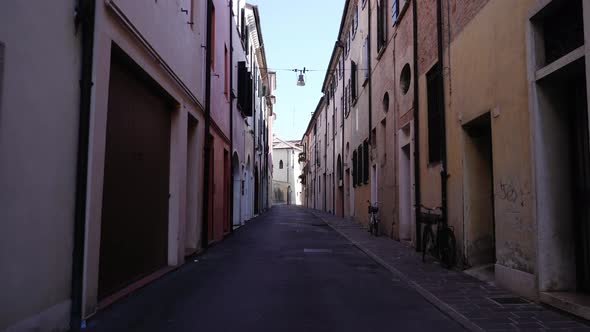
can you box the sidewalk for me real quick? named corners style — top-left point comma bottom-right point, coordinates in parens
top-left (309, 209), bottom-right (590, 332)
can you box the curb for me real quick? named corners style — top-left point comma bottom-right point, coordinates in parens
top-left (310, 210), bottom-right (483, 332)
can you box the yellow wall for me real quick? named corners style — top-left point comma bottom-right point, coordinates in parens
top-left (419, 0), bottom-right (535, 275)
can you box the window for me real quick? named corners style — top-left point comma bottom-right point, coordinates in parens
top-left (362, 0), bottom-right (367, 9)
top-left (189, 0), bottom-right (197, 28)
top-left (377, 0), bottom-right (387, 51)
top-left (400, 63), bottom-right (411, 95)
top-left (392, 0), bottom-right (399, 27)
top-left (363, 140), bottom-right (369, 184)
top-left (344, 81), bottom-right (350, 118)
top-left (237, 61), bottom-right (252, 115)
top-left (351, 61), bottom-right (358, 101)
top-left (380, 94), bottom-right (389, 116)
top-left (224, 44), bottom-right (229, 97)
top-left (352, 6), bottom-right (359, 38)
top-left (346, 31), bottom-right (351, 57)
top-left (362, 38), bottom-right (369, 82)
top-left (240, 8), bottom-right (246, 38)
top-left (210, 4), bottom-right (216, 69)
top-left (357, 145), bottom-right (363, 186)
top-left (279, 160), bottom-right (284, 169)
top-left (426, 63), bottom-right (444, 163)
top-left (352, 150), bottom-right (358, 187)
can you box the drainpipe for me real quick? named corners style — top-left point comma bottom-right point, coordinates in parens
top-left (229, 0), bottom-right (234, 233)
top-left (252, 51), bottom-right (256, 214)
top-left (202, 0), bottom-right (214, 248)
top-left (70, 0), bottom-right (95, 329)
top-left (332, 97), bottom-right (336, 214)
top-left (339, 48), bottom-right (345, 218)
top-left (325, 101), bottom-right (328, 211)
top-left (368, 0), bottom-right (373, 146)
top-left (412, 0), bottom-right (422, 251)
top-left (436, 0), bottom-right (449, 227)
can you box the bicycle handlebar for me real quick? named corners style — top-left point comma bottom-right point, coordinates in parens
top-left (415, 204), bottom-right (442, 212)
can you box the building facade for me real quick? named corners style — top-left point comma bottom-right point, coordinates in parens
top-left (0, 0), bottom-right (274, 330)
top-left (302, 0), bottom-right (590, 320)
top-left (272, 137), bottom-right (303, 205)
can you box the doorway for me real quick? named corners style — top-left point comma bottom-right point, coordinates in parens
top-left (98, 47), bottom-right (172, 300)
top-left (185, 115), bottom-right (200, 256)
top-left (399, 144), bottom-right (412, 241)
top-left (232, 153), bottom-right (241, 226)
top-left (463, 113), bottom-right (496, 270)
top-left (345, 168), bottom-right (351, 216)
top-left (254, 166), bottom-right (260, 215)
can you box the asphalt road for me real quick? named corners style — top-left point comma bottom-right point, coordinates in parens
top-left (86, 205), bottom-right (464, 332)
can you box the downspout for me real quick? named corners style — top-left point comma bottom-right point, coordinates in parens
top-left (325, 102), bottom-right (328, 211)
top-left (340, 53), bottom-right (345, 217)
top-left (436, 0), bottom-right (449, 227)
top-left (229, 0), bottom-right (234, 233)
top-left (252, 50), bottom-right (256, 214)
top-left (202, 0), bottom-right (214, 248)
top-left (315, 132), bottom-right (317, 209)
top-left (70, 0), bottom-right (95, 329)
top-left (368, 0), bottom-right (373, 146)
top-left (332, 97), bottom-right (336, 214)
top-left (412, 0), bottom-right (422, 251)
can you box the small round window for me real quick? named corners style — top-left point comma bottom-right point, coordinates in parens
top-left (382, 92), bottom-right (390, 112)
top-left (400, 64), bottom-right (411, 95)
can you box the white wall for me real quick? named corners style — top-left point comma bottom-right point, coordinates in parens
top-left (0, 2), bottom-right (81, 330)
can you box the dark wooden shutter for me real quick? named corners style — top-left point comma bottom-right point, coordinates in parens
top-left (237, 61), bottom-right (247, 111)
top-left (363, 140), bottom-right (369, 184)
top-left (240, 8), bottom-right (246, 40)
top-left (357, 145), bottom-right (363, 186)
top-left (351, 62), bottom-right (357, 100)
top-left (427, 63), bottom-right (443, 163)
top-left (352, 150), bottom-right (357, 187)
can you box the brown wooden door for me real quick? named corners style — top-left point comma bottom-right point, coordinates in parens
top-left (98, 50), bottom-right (172, 300)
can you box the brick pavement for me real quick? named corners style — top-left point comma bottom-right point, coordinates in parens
top-left (309, 208), bottom-right (590, 332)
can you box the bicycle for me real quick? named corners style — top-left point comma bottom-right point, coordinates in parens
top-left (367, 200), bottom-right (380, 237)
top-left (419, 204), bottom-right (456, 268)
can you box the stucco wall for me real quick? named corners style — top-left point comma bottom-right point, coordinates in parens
top-left (448, 0), bottom-right (535, 273)
top-left (83, 0), bottom-right (207, 317)
top-left (0, 2), bottom-right (81, 330)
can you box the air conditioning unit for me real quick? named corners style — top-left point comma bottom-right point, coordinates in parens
top-left (338, 180), bottom-right (343, 187)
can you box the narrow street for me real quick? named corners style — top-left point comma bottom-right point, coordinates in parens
top-left (86, 205), bottom-right (463, 332)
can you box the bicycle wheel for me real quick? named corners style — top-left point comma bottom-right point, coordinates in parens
top-left (439, 227), bottom-right (456, 268)
top-left (422, 226), bottom-right (435, 262)
top-left (368, 215), bottom-right (374, 233)
top-left (374, 220), bottom-right (379, 237)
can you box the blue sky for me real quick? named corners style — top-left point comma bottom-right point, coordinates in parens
top-left (250, 0), bottom-right (345, 141)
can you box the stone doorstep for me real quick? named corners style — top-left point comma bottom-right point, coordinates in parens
top-left (540, 292), bottom-right (590, 321)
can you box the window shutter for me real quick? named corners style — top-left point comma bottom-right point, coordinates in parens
top-left (351, 62), bottom-right (357, 100)
top-left (363, 140), bottom-right (369, 184)
top-left (363, 38), bottom-right (369, 81)
top-left (238, 61), bottom-right (247, 112)
top-left (352, 151), bottom-right (357, 187)
top-left (357, 145), bottom-right (363, 186)
top-left (244, 26), bottom-right (250, 54)
top-left (240, 9), bottom-right (246, 40)
top-left (427, 63), bottom-right (443, 163)
top-left (392, 0), bottom-right (399, 26)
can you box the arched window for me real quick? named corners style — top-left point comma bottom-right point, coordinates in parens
top-left (279, 160), bottom-right (284, 169)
